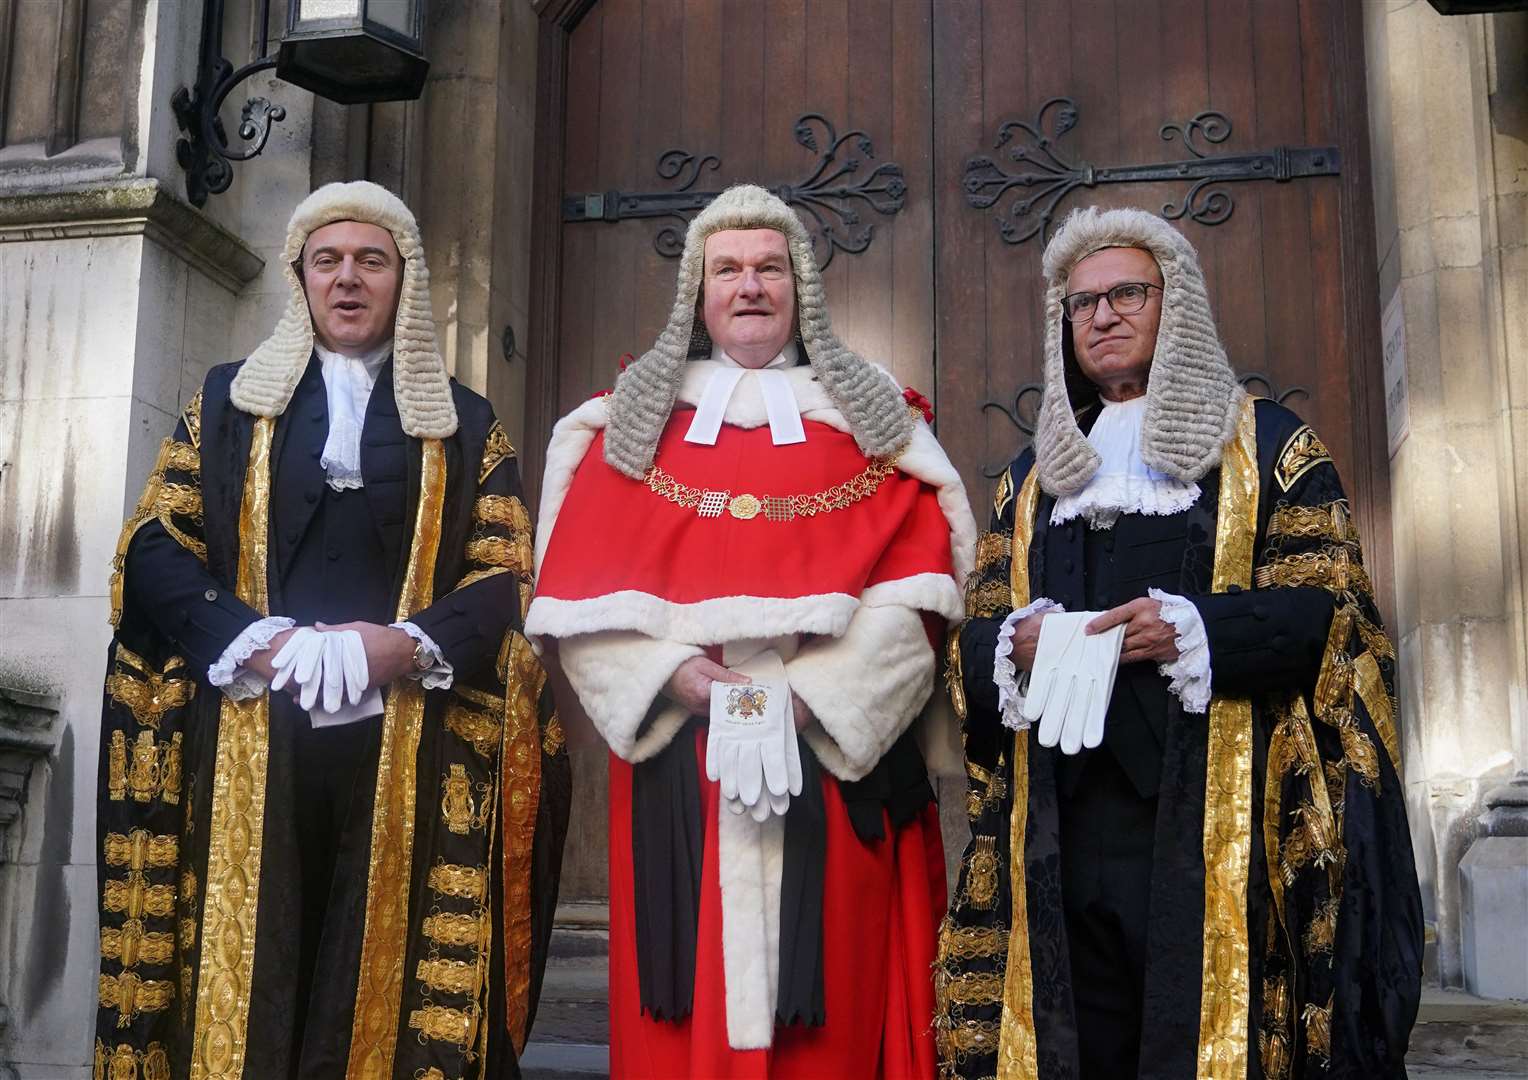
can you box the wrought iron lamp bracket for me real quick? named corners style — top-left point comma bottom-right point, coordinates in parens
top-left (964, 97), bottom-right (1340, 245)
top-left (172, 0), bottom-right (288, 207)
top-left (562, 112), bottom-right (907, 269)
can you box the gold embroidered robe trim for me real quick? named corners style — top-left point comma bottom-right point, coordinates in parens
top-left (1196, 394), bottom-right (1258, 1080)
top-left (478, 421), bottom-right (516, 484)
top-left (1273, 425), bottom-right (1333, 492)
top-left (346, 439), bottom-right (447, 1080)
top-left (101, 922), bottom-right (176, 967)
top-left (103, 831), bottom-right (179, 869)
top-left (408, 1003), bottom-right (480, 1047)
top-left (444, 700), bottom-right (503, 759)
top-left (105, 650), bottom-right (193, 730)
top-left (502, 631), bottom-right (547, 1053)
top-left (1353, 651), bottom-right (1400, 772)
top-left (100, 972), bottom-right (176, 1026)
top-left (95, 1038), bottom-right (172, 1080)
top-left (996, 467), bottom-right (1041, 1080)
top-left (427, 863), bottom-right (486, 902)
top-left (189, 416), bottom-right (274, 1080)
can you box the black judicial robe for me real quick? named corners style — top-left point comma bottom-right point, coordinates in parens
top-left (936, 397), bottom-right (1422, 1080)
top-left (94, 356), bottom-right (570, 1079)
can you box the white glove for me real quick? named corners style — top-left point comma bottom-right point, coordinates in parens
top-left (707, 676), bottom-right (797, 821)
top-left (270, 627), bottom-right (369, 711)
top-left (1023, 613), bottom-right (1125, 755)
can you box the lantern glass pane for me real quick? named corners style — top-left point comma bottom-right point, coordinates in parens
top-left (298, 0), bottom-right (360, 21)
top-left (367, 0), bottom-right (414, 34)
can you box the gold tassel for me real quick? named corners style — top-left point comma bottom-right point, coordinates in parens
top-left (964, 835), bottom-right (1000, 910)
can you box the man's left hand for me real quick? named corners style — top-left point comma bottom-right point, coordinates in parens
top-left (318, 620), bottom-right (418, 690)
top-left (1087, 598), bottom-right (1180, 664)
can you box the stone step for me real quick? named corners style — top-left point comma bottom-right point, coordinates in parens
top-left (1407, 988), bottom-right (1528, 1075)
top-left (550, 901), bottom-right (609, 961)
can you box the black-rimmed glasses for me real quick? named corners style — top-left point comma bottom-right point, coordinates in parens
top-left (1060, 282), bottom-right (1163, 323)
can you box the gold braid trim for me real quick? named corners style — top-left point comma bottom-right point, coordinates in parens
top-left (1197, 394), bottom-right (1257, 1080)
top-left (1254, 548), bottom-right (1373, 598)
top-left (182, 391), bottom-right (204, 450)
top-left (101, 921), bottom-right (176, 967)
top-left (1302, 997), bottom-right (1334, 1062)
top-left (1354, 651), bottom-right (1401, 772)
top-left (1273, 426), bottom-right (1333, 492)
top-left (95, 1039), bottom-right (172, 1080)
top-left (939, 924), bottom-right (1008, 961)
top-left (156, 482), bottom-right (204, 524)
top-left (464, 536), bottom-right (532, 575)
top-left (1267, 501), bottom-right (1358, 545)
top-left (974, 531), bottom-right (1009, 573)
top-left (943, 971), bottom-right (1006, 1007)
top-left (427, 863), bottom-right (486, 902)
top-left (444, 700), bottom-right (502, 760)
top-left (407, 1004), bottom-right (479, 1047)
top-left (502, 632), bottom-right (547, 1054)
top-left (423, 912), bottom-right (488, 950)
top-left (189, 417), bottom-right (274, 1080)
top-left (103, 831), bottom-right (179, 868)
top-left (105, 655), bottom-right (194, 731)
top-left (479, 422), bottom-right (516, 484)
top-left (103, 873), bottom-right (176, 918)
top-left (473, 493), bottom-right (531, 534)
top-left (415, 957), bottom-right (478, 996)
top-left (347, 439), bottom-right (447, 1080)
top-left (995, 467), bottom-right (1042, 1080)
top-left (99, 972), bottom-right (175, 1027)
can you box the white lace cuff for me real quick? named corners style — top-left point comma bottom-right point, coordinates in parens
top-left (994, 598), bottom-right (1064, 731)
top-left (208, 616), bottom-right (296, 701)
top-left (393, 621), bottom-right (454, 690)
top-left (1149, 588), bottom-right (1211, 714)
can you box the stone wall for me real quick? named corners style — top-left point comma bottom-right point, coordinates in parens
top-left (1362, 1), bottom-right (1528, 989)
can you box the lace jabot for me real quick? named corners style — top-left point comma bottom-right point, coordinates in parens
top-left (1050, 396), bottom-right (1200, 529)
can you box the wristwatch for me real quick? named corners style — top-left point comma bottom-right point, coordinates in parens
top-left (412, 639), bottom-right (434, 672)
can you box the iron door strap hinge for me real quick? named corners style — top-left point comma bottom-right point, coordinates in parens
top-left (963, 97), bottom-right (1341, 245)
top-left (562, 113), bottom-right (907, 269)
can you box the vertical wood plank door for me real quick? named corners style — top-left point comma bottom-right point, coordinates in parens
top-left (531, 0), bottom-right (1387, 906)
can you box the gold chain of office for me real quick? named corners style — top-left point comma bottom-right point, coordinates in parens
top-left (643, 455), bottom-right (899, 522)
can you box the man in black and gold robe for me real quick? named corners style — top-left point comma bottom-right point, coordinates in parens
top-left (937, 207), bottom-right (1422, 1080)
top-left (94, 181), bottom-right (569, 1079)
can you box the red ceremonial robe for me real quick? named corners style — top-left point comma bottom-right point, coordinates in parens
top-left (530, 376), bottom-right (973, 1078)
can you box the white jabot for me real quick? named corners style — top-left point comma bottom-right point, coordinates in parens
top-left (317, 340), bottom-right (392, 490)
top-left (1050, 396), bottom-right (1201, 529)
top-left (685, 342), bottom-right (806, 447)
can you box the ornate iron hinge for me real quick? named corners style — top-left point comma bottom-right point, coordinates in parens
top-left (964, 97), bottom-right (1340, 246)
top-left (562, 112), bottom-right (907, 269)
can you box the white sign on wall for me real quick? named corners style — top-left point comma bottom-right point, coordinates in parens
top-left (1381, 288), bottom-right (1410, 458)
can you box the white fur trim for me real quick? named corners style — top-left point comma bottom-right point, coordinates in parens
top-left (861, 572), bottom-right (966, 623)
top-left (526, 590), bottom-right (862, 646)
top-left (786, 604), bottom-right (935, 782)
top-left (717, 803), bottom-right (784, 1049)
top-left (556, 631), bottom-right (701, 761)
top-left (533, 395), bottom-right (609, 575)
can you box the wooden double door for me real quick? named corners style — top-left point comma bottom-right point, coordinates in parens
top-left (527, 0), bottom-right (1389, 903)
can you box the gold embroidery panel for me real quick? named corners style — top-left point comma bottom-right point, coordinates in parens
top-left (100, 972), bottom-right (176, 1026)
top-left (101, 922), bottom-right (176, 967)
top-left (427, 864), bottom-right (486, 902)
top-left (347, 438), bottom-right (446, 1080)
top-left (502, 631), bottom-right (547, 1054)
top-left (1274, 425), bottom-right (1333, 492)
top-left (1353, 651), bottom-right (1400, 772)
top-left (996, 467), bottom-right (1041, 1080)
top-left (95, 1039), bottom-right (172, 1080)
top-left (416, 957), bottom-right (478, 996)
top-left (407, 1004), bottom-right (479, 1047)
top-left (473, 494), bottom-right (531, 534)
top-left (478, 421), bottom-right (517, 485)
top-left (189, 416), bottom-right (273, 1080)
top-left (105, 651), bottom-right (193, 730)
top-left (444, 701), bottom-right (503, 760)
top-left (464, 536), bottom-right (532, 576)
top-left (103, 831), bottom-right (179, 869)
top-left (1197, 395), bottom-right (1257, 1080)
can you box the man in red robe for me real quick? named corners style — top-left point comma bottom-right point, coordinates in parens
top-left (528, 184), bottom-right (976, 1077)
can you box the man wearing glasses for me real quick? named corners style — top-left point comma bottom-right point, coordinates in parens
top-left (936, 206), bottom-right (1422, 1079)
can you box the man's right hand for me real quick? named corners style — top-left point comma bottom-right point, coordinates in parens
top-left (1009, 613), bottom-right (1048, 672)
top-left (665, 656), bottom-right (751, 716)
top-left (243, 628), bottom-right (296, 683)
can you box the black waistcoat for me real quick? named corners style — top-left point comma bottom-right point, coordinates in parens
top-left (1043, 508), bottom-right (1191, 799)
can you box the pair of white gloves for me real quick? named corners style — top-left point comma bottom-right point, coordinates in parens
top-left (1022, 612), bottom-right (1126, 755)
top-left (703, 651), bottom-right (804, 822)
top-left (268, 626), bottom-right (371, 713)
